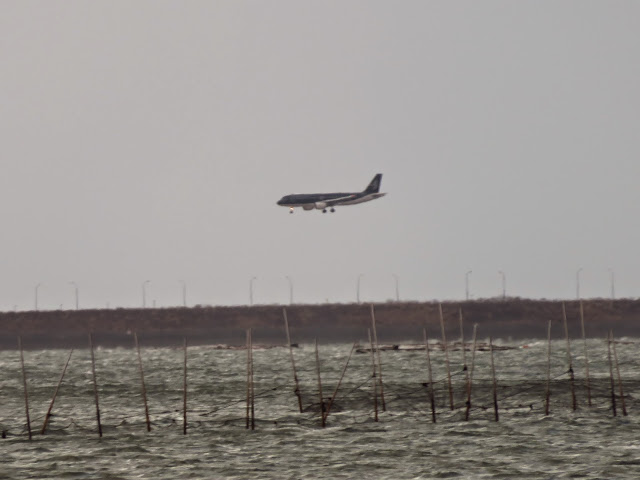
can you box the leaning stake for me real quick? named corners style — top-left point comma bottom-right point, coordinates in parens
top-left (89, 333), bottom-right (102, 438)
top-left (18, 336), bottom-right (32, 440)
top-left (324, 342), bottom-right (357, 423)
top-left (283, 308), bottom-right (303, 413)
top-left (41, 348), bottom-right (73, 435)
top-left (562, 303), bottom-right (577, 411)
top-left (134, 333), bottom-right (151, 432)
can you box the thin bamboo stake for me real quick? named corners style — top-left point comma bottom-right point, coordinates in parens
top-left (183, 337), bottom-right (188, 435)
top-left (89, 333), bottom-right (102, 438)
top-left (579, 302), bottom-right (592, 407)
top-left (314, 339), bottom-right (326, 428)
top-left (423, 328), bottom-right (436, 423)
top-left (283, 308), bottom-right (303, 413)
top-left (607, 331), bottom-right (617, 417)
top-left (562, 303), bottom-right (577, 411)
top-left (250, 329), bottom-right (255, 431)
top-left (245, 329), bottom-right (251, 429)
top-left (545, 320), bottom-right (552, 416)
top-left (134, 333), bottom-right (151, 432)
top-left (370, 305), bottom-right (386, 412)
top-left (439, 304), bottom-right (454, 410)
top-left (459, 308), bottom-right (467, 372)
top-left (324, 342), bottom-right (357, 423)
top-left (41, 348), bottom-right (73, 435)
top-left (368, 329), bottom-right (379, 422)
top-left (611, 331), bottom-right (627, 416)
top-left (489, 336), bottom-right (499, 422)
top-left (464, 324), bottom-right (478, 421)
top-left (18, 336), bottom-right (32, 440)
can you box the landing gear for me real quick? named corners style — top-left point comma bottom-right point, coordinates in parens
top-left (330, 207), bottom-right (335, 213)
top-left (289, 207), bottom-right (294, 214)
top-left (322, 209), bottom-right (327, 213)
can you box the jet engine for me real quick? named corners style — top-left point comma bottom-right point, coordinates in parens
top-left (314, 202), bottom-right (327, 210)
top-left (303, 204), bottom-right (314, 211)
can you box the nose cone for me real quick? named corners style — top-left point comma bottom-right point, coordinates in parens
top-left (277, 197), bottom-right (285, 206)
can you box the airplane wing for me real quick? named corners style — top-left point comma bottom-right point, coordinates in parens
top-left (324, 194), bottom-right (358, 206)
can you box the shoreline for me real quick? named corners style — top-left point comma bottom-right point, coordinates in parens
top-left (1, 298), bottom-right (639, 350)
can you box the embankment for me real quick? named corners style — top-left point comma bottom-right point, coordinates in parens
top-left (1, 298), bottom-right (639, 349)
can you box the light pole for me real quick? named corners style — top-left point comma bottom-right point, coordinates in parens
top-left (142, 280), bottom-right (150, 308)
top-left (357, 274), bottom-right (364, 303)
top-left (465, 270), bottom-right (472, 301)
top-left (180, 280), bottom-right (187, 307)
top-left (392, 274), bottom-right (399, 302)
top-left (285, 276), bottom-right (293, 305)
top-left (576, 268), bottom-right (583, 300)
top-left (250, 277), bottom-right (257, 305)
top-left (609, 268), bottom-right (615, 302)
top-left (69, 281), bottom-right (79, 310)
top-left (498, 271), bottom-right (506, 300)
top-left (35, 283), bottom-right (42, 311)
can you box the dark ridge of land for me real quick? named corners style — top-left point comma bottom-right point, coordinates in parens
top-left (1, 298), bottom-right (639, 350)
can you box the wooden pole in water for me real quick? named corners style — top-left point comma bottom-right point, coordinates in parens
top-left (562, 303), bottom-right (577, 411)
top-left (18, 336), bottom-right (32, 441)
top-left (324, 342), bottom-right (356, 423)
top-left (459, 308), bottom-right (467, 373)
top-left (245, 329), bottom-right (251, 429)
top-left (368, 329), bottom-right (379, 422)
top-left (134, 333), bottom-right (151, 432)
top-left (607, 330), bottom-right (617, 417)
top-left (183, 337), bottom-right (188, 435)
top-left (611, 331), bottom-right (627, 416)
top-left (579, 302), bottom-right (592, 407)
top-left (89, 333), bottom-right (102, 438)
top-left (545, 320), bottom-right (552, 416)
top-left (423, 328), bottom-right (436, 423)
top-left (464, 324), bottom-right (478, 421)
top-left (489, 336), bottom-right (499, 422)
top-left (41, 348), bottom-right (73, 435)
top-left (314, 339), bottom-right (326, 428)
top-left (283, 308), bottom-right (303, 413)
top-left (370, 304), bottom-right (386, 412)
top-left (250, 329), bottom-right (255, 431)
top-left (439, 304), bottom-right (454, 411)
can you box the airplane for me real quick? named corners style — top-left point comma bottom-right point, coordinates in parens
top-left (277, 174), bottom-right (386, 213)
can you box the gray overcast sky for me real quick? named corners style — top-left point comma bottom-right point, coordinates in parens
top-left (1, 1), bottom-right (639, 311)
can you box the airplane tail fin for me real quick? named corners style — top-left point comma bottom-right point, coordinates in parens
top-left (364, 174), bottom-right (382, 193)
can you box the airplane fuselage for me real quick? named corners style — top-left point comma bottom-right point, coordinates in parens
top-left (277, 174), bottom-right (386, 213)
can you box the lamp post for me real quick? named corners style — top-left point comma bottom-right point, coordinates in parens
top-left (498, 271), bottom-right (506, 300)
top-left (249, 277), bottom-right (257, 305)
top-left (357, 274), bottom-right (364, 303)
top-left (142, 280), bottom-right (150, 308)
top-left (392, 274), bottom-right (400, 302)
top-left (35, 283), bottom-right (42, 311)
top-left (465, 270), bottom-right (472, 301)
top-left (285, 276), bottom-right (293, 305)
top-left (609, 268), bottom-right (615, 302)
top-left (69, 281), bottom-right (79, 310)
top-left (576, 268), bottom-right (583, 300)
top-left (180, 280), bottom-right (187, 307)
